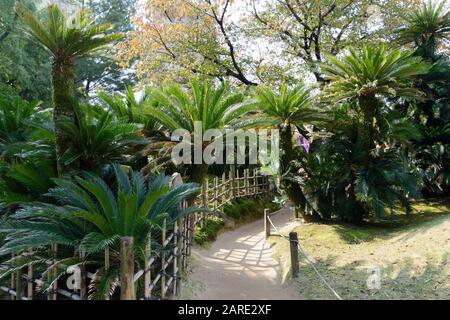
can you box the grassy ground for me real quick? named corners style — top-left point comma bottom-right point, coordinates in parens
top-left (269, 200), bottom-right (450, 300)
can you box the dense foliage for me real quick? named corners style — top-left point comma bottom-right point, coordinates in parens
top-left (0, 0), bottom-right (448, 299)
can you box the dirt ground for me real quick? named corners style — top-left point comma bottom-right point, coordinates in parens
top-left (181, 201), bottom-right (450, 300)
top-left (270, 201), bottom-right (450, 300)
top-left (181, 205), bottom-right (301, 300)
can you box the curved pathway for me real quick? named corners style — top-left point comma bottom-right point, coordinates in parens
top-left (186, 205), bottom-right (301, 300)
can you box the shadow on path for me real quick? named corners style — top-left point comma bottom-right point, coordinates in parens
top-left (187, 205), bottom-right (302, 300)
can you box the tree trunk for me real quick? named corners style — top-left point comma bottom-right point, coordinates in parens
top-left (52, 56), bottom-right (76, 175)
top-left (188, 163), bottom-right (209, 205)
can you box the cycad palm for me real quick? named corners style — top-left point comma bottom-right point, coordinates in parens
top-left (0, 97), bottom-right (43, 161)
top-left (322, 44), bottom-right (429, 153)
top-left (0, 165), bottom-right (201, 298)
top-left (99, 86), bottom-right (163, 137)
top-left (15, 4), bottom-right (122, 174)
top-left (145, 80), bottom-right (254, 185)
top-left (246, 85), bottom-right (325, 220)
top-left (322, 45), bottom-right (428, 220)
top-left (58, 103), bottom-right (146, 171)
top-left (396, 0), bottom-right (450, 60)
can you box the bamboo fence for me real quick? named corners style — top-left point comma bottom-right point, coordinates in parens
top-left (1, 167), bottom-right (273, 300)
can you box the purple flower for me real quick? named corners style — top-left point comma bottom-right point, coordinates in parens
top-left (298, 134), bottom-right (310, 153)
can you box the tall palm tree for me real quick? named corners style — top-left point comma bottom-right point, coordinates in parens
top-left (145, 80), bottom-right (254, 187)
top-left (242, 85), bottom-right (325, 220)
top-left (15, 4), bottom-right (122, 174)
top-left (396, 0), bottom-right (450, 60)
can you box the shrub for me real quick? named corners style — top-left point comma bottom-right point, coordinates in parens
top-left (194, 217), bottom-right (225, 246)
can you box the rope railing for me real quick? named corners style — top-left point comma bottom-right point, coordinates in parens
top-left (264, 209), bottom-right (343, 301)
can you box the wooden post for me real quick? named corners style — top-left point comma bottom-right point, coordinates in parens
top-left (221, 172), bottom-right (226, 208)
top-left (15, 266), bottom-right (22, 300)
top-left (176, 219), bottom-right (183, 296)
top-left (173, 220), bottom-right (179, 297)
top-left (213, 176), bottom-right (219, 212)
top-left (161, 218), bottom-right (167, 299)
top-left (236, 169), bottom-right (240, 197)
top-left (144, 233), bottom-right (151, 299)
top-left (186, 214), bottom-right (193, 257)
top-left (264, 209), bottom-right (271, 239)
top-left (201, 182), bottom-right (208, 227)
top-left (104, 246), bottom-right (111, 300)
top-left (183, 206), bottom-right (189, 268)
top-left (48, 244), bottom-right (58, 300)
top-left (230, 166), bottom-right (236, 198)
top-left (10, 254), bottom-right (15, 300)
top-left (120, 237), bottom-right (135, 300)
top-left (27, 250), bottom-right (33, 300)
top-left (244, 169), bottom-right (249, 195)
top-left (289, 232), bottom-right (300, 278)
top-left (253, 169), bottom-right (257, 194)
top-left (79, 247), bottom-right (87, 300)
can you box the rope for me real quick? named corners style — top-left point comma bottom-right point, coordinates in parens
top-left (266, 215), bottom-right (343, 301)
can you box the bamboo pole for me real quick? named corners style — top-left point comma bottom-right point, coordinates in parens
top-left (27, 250), bottom-right (33, 300)
top-left (183, 210), bottom-right (188, 269)
top-left (264, 209), bottom-right (271, 239)
top-left (144, 233), bottom-right (151, 299)
top-left (15, 266), bottom-right (22, 300)
top-left (244, 169), bottom-right (249, 195)
top-left (79, 247), bottom-right (87, 300)
top-left (236, 169), bottom-right (240, 197)
top-left (120, 237), bottom-right (135, 300)
top-left (10, 254), bottom-right (14, 300)
top-left (214, 176), bottom-right (219, 212)
top-left (161, 218), bottom-right (167, 299)
top-left (221, 172), bottom-right (226, 208)
top-left (201, 181), bottom-right (208, 227)
top-left (104, 246), bottom-right (110, 300)
top-left (230, 166), bottom-right (236, 198)
top-left (176, 218), bottom-right (183, 296)
top-left (48, 244), bottom-right (58, 300)
top-left (253, 169), bottom-right (257, 195)
top-left (173, 220), bottom-right (179, 297)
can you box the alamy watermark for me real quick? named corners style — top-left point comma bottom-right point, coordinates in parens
top-left (170, 121), bottom-right (280, 166)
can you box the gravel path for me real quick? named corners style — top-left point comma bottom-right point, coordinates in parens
top-left (185, 205), bottom-right (302, 300)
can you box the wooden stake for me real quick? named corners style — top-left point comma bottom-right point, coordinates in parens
top-left (173, 220), bottom-right (179, 297)
top-left (104, 246), bottom-right (111, 300)
top-left (144, 234), bottom-right (151, 299)
top-left (27, 250), bottom-right (33, 300)
top-left (79, 247), bottom-right (87, 300)
top-left (230, 166), bottom-right (236, 198)
top-left (15, 265), bottom-right (22, 300)
top-left (221, 173), bottom-right (226, 208)
top-left (244, 169), bottom-right (249, 195)
top-left (161, 219), bottom-right (167, 299)
top-left (214, 176), bottom-right (219, 212)
top-left (176, 219), bottom-right (183, 296)
top-left (289, 232), bottom-right (300, 278)
top-left (264, 209), bottom-right (271, 239)
top-left (120, 237), bottom-right (135, 300)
